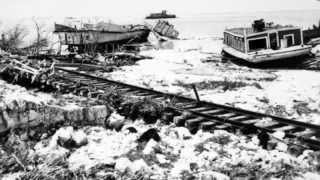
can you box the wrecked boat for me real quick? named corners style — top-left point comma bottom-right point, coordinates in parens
top-left (146, 10), bottom-right (176, 19)
top-left (222, 19), bottom-right (312, 64)
top-left (303, 21), bottom-right (320, 46)
top-left (153, 20), bottom-right (179, 39)
top-left (54, 22), bottom-right (150, 53)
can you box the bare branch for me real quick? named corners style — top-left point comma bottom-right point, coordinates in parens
top-left (27, 18), bottom-right (49, 55)
top-left (0, 24), bottom-right (28, 53)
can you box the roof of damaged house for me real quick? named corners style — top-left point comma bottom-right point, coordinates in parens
top-left (54, 23), bottom-right (77, 32)
top-left (54, 22), bottom-right (147, 33)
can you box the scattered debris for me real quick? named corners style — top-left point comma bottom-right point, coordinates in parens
top-left (153, 20), bottom-right (179, 39)
top-left (175, 78), bottom-right (262, 92)
top-left (106, 112), bottom-right (126, 131)
top-left (304, 21), bottom-right (320, 46)
top-left (138, 128), bottom-right (161, 143)
top-left (119, 97), bottom-right (165, 124)
top-left (56, 127), bottom-right (88, 149)
top-left (125, 127), bottom-right (138, 133)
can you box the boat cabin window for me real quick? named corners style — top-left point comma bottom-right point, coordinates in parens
top-left (224, 33), bottom-right (245, 52)
top-left (248, 38), bottom-right (267, 51)
top-left (282, 34), bottom-right (294, 48)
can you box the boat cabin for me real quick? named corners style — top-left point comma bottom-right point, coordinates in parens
top-left (224, 20), bottom-right (303, 53)
top-left (222, 19), bottom-right (311, 63)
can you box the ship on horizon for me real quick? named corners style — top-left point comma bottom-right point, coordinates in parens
top-left (146, 10), bottom-right (177, 19)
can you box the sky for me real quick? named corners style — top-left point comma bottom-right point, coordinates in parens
top-left (1, 0), bottom-right (320, 18)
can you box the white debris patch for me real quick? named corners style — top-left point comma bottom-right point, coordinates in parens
top-left (106, 40), bottom-right (274, 95)
top-left (68, 127), bottom-right (138, 171)
top-left (29, 118), bottom-right (319, 179)
top-left (0, 79), bottom-right (93, 110)
top-left (311, 44), bottom-right (320, 56)
top-left (0, 79), bottom-right (54, 104)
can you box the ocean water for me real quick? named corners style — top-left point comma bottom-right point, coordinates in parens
top-left (143, 9), bottom-right (320, 39)
top-left (1, 9), bottom-right (320, 46)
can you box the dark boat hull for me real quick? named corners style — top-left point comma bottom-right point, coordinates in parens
top-left (146, 15), bottom-right (176, 19)
top-left (92, 30), bottom-right (150, 52)
top-left (57, 29), bottom-right (150, 45)
top-left (222, 49), bottom-right (312, 69)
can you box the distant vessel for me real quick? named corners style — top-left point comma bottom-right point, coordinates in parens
top-left (222, 19), bottom-right (312, 64)
top-left (146, 10), bottom-right (176, 19)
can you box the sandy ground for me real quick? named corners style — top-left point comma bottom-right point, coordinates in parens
top-left (1, 44), bottom-right (320, 179)
top-left (0, 79), bottom-right (54, 105)
top-left (104, 39), bottom-right (320, 125)
top-left (0, 78), bottom-right (89, 109)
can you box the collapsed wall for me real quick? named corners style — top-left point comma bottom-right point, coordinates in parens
top-left (0, 100), bottom-right (110, 135)
top-left (0, 78), bottom-right (112, 136)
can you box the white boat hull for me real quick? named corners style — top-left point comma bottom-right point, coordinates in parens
top-left (223, 45), bottom-right (312, 63)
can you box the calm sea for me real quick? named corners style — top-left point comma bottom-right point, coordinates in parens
top-left (142, 9), bottom-right (320, 39)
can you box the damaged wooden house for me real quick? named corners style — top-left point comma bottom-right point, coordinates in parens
top-left (54, 22), bottom-right (150, 54)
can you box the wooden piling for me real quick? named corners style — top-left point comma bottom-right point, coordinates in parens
top-left (192, 84), bottom-right (200, 103)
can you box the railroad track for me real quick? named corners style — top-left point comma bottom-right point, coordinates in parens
top-left (53, 67), bottom-right (320, 150)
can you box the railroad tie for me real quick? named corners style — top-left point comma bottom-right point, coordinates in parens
top-left (217, 112), bottom-right (238, 118)
top-left (240, 119), bottom-right (260, 125)
top-left (147, 95), bottom-right (166, 100)
top-left (255, 121), bottom-right (279, 128)
top-left (134, 92), bottom-right (153, 96)
top-left (273, 125), bottom-right (300, 132)
top-left (174, 115), bottom-right (197, 127)
top-left (91, 83), bottom-right (109, 87)
top-left (228, 115), bottom-right (250, 121)
top-left (293, 130), bottom-right (318, 138)
top-left (229, 116), bottom-right (254, 123)
top-left (187, 106), bottom-right (213, 112)
top-left (179, 103), bottom-right (199, 109)
top-left (185, 117), bottom-right (206, 133)
top-left (200, 122), bottom-right (220, 131)
top-left (207, 110), bottom-right (228, 116)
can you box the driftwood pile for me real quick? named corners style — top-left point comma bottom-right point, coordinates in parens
top-left (27, 52), bottom-right (152, 72)
top-left (301, 57), bottom-right (320, 70)
top-left (0, 55), bottom-right (55, 85)
top-left (29, 52), bottom-right (151, 65)
top-left (103, 52), bottom-right (152, 67)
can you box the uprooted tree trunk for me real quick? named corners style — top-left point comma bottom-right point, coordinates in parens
top-left (31, 18), bottom-right (49, 55)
